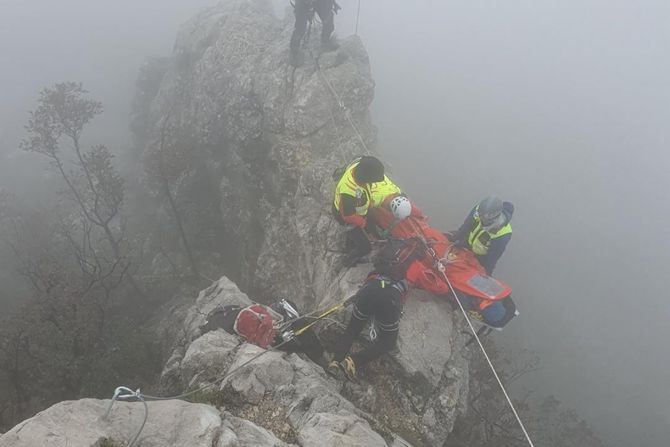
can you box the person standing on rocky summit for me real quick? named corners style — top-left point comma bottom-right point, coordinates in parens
top-left (290, 0), bottom-right (340, 66)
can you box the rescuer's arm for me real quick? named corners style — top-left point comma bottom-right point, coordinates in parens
top-left (339, 194), bottom-right (367, 227)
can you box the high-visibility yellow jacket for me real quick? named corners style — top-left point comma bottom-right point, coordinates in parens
top-left (369, 177), bottom-right (402, 209)
top-left (468, 217), bottom-right (513, 256)
top-left (333, 158), bottom-right (371, 217)
top-left (453, 201), bottom-right (514, 275)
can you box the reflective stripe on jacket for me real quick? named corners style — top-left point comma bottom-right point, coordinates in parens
top-left (333, 158), bottom-right (370, 216)
top-left (369, 176), bottom-right (402, 208)
top-left (467, 207), bottom-right (513, 256)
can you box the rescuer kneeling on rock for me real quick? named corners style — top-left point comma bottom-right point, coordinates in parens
top-left (328, 238), bottom-right (421, 381)
top-left (332, 156), bottom-right (393, 267)
top-left (328, 272), bottom-right (407, 381)
top-left (449, 196), bottom-right (514, 276)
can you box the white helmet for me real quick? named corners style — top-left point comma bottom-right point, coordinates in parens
top-left (389, 196), bottom-right (412, 220)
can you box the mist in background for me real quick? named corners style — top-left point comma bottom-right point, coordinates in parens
top-left (2, 1), bottom-right (669, 446)
top-left (345, 2), bottom-right (670, 446)
top-left (0, 0), bottom-right (217, 193)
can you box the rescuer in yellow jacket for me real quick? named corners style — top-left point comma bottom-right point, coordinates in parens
top-left (332, 156), bottom-right (400, 266)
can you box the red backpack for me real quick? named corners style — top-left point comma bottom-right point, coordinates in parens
top-left (233, 304), bottom-right (276, 348)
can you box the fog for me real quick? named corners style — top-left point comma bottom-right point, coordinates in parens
top-left (2, 1), bottom-right (669, 446)
top-left (0, 0), bottom-right (216, 190)
top-left (351, 2), bottom-right (670, 446)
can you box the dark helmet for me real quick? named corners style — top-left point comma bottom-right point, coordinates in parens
top-left (477, 196), bottom-right (504, 226)
top-left (354, 156), bottom-right (385, 184)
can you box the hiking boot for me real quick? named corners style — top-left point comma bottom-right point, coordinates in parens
top-left (339, 356), bottom-right (357, 382)
top-left (327, 360), bottom-right (342, 377)
top-left (467, 310), bottom-right (484, 322)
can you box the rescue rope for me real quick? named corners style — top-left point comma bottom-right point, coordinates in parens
top-left (316, 84), bottom-right (527, 434)
top-left (431, 255), bottom-right (535, 446)
top-left (104, 296), bottom-right (353, 446)
top-left (315, 59), bottom-right (372, 156)
top-left (355, 0), bottom-right (362, 35)
top-left (290, 297), bottom-right (353, 337)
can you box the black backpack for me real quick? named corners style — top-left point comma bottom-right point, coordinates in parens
top-left (373, 238), bottom-right (425, 281)
top-left (200, 305), bottom-right (242, 335)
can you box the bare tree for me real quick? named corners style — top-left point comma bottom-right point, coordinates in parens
top-left (0, 83), bottom-right (171, 429)
top-left (0, 315), bottom-right (33, 424)
top-left (21, 82), bottom-right (142, 296)
top-left (143, 114), bottom-right (200, 279)
top-left (449, 344), bottom-right (603, 447)
top-left (0, 203), bottom-right (134, 424)
top-left (0, 188), bottom-right (9, 218)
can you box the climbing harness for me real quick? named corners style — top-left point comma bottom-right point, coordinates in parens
top-left (105, 295), bottom-right (354, 447)
top-left (368, 316), bottom-right (378, 342)
top-left (420, 239), bottom-right (535, 447)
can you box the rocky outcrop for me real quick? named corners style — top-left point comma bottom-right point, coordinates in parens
top-left (0, 1), bottom-right (476, 446)
top-left (0, 398), bottom-right (288, 447)
top-left (152, 276), bottom-right (389, 446)
top-left (0, 272), bottom-right (470, 446)
top-left (133, 0), bottom-right (375, 306)
top-left (157, 275), bottom-right (470, 446)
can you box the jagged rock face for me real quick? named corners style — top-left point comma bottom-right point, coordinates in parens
top-left (134, 0), bottom-right (375, 304)
top-left (157, 276), bottom-right (388, 446)
top-left (0, 1), bottom-right (474, 445)
top-left (0, 398), bottom-right (282, 447)
top-left (158, 276), bottom-right (470, 446)
top-left (0, 270), bottom-right (471, 446)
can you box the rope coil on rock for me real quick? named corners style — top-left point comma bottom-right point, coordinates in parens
top-left (104, 387), bottom-right (148, 447)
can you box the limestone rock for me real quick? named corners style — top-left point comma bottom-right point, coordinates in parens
top-left (298, 412), bottom-right (387, 447)
top-left (218, 412), bottom-right (293, 447)
top-left (397, 291), bottom-right (456, 386)
top-left (0, 1), bottom-right (479, 445)
top-left (161, 268), bottom-right (471, 445)
top-left (181, 330), bottom-right (240, 388)
top-left (133, 0), bottom-right (375, 304)
top-left (0, 399), bottom-right (221, 447)
top-left (183, 276), bottom-right (254, 340)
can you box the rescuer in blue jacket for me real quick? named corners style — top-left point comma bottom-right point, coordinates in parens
top-left (450, 196), bottom-right (514, 275)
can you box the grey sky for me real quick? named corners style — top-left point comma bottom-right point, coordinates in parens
top-left (354, 2), bottom-right (670, 446)
top-left (2, 1), bottom-right (669, 446)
